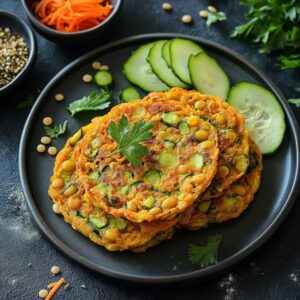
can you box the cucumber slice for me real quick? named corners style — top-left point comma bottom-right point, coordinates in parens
top-left (189, 52), bottom-right (230, 99)
top-left (94, 70), bottom-right (113, 88)
top-left (161, 112), bottom-right (179, 126)
top-left (228, 82), bottom-right (286, 154)
top-left (123, 43), bottom-right (169, 92)
top-left (119, 87), bottom-right (141, 103)
top-left (162, 40), bottom-right (171, 66)
top-left (170, 38), bottom-right (204, 84)
top-left (147, 40), bottom-right (189, 88)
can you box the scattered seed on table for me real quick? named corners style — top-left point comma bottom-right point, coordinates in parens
top-left (37, 144), bottom-right (46, 153)
top-left (92, 61), bottom-right (101, 70)
top-left (63, 283), bottom-right (70, 290)
top-left (182, 15), bottom-right (192, 24)
top-left (208, 5), bottom-right (217, 13)
top-left (43, 117), bottom-right (53, 126)
top-left (28, 263), bottom-right (32, 267)
top-left (99, 65), bottom-right (109, 71)
top-left (199, 10), bottom-right (208, 18)
top-left (52, 203), bottom-right (60, 214)
top-left (51, 265), bottom-right (61, 275)
top-left (80, 284), bottom-right (87, 289)
top-left (41, 136), bottom-right (51, 145)
top-left (162, 3), bottom-right (172, 11)
top-left (48, 146), bottom-right (58, 156)
top-left (54, 93), bottom-right (64, 102)
top-left (38, 289), bottom-right (48, 299)
top-left (82, 74), bottom-right (93, 83)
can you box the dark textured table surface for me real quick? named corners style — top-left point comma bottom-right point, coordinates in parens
top-left (1, 0), bottom-right (300, 299)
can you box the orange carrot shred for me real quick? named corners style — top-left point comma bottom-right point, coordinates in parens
top-left (47, 281), bottom-right (58, 289)
top-left (45, 278), bottom-right (65, 300)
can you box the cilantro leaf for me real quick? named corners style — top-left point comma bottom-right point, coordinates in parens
top-left (108, 115), bottom-right (154, 166)
top-left (44, 120), bottom-right (68, 139)
top-left (206, 11), bottom-right (227, 26)
top-left (17, 94), bottom-right (36, 109)
top-left (288, 98), bottom-right (300, 107)
top-left (188, 234), bottom-right (222, 267)
top-left (67, 90), bottom-right (111, 116)
top-left (278, 54), bottom-right (300, 69)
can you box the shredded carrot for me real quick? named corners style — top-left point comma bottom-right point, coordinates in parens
top-left (45, 278), bottom-right (65, 300)
top-left (32, 0), bottom-right (113, 32)
top-left (47, 281), bottom-right (57, 289)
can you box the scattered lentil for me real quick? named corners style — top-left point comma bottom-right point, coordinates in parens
top-left (37, 144), bottom-right (46, 153)
top-left (52, 203), bottom-right (60, 214)
top-left (38, 289), bottom-right (49, 299)
top-left (48, 146), bottom-right (58, 156)
top-left (91, 61), bottom-right (101, 70)
top-left (82, 74), bottom-right (93, 83)
top-left (208, 5), bottom-right (217, 13)
top-left (0, 27), bottom-right (29, 87)
top-left (43, 117), bottom-right (53, 126)
top-left (199, 10), bottom-right (208, 18)
top-left (182, 15), bottom-right (193, 24)
top-left (51, 265), bottom-right (61, 275)
top-left (54, 93), bottom-right (64, 102)
top-left (41, 136), bottom-right (51, 145)
top-left (162, 3), bottom-right (172, 11)
top-left (99, 64), bottom-right (109, 70)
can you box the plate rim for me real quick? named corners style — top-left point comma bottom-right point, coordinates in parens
top-left (19, 33), bottom-right (300, 284)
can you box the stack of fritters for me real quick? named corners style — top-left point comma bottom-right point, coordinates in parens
top-left (49, 88), bottom-right (262, 252)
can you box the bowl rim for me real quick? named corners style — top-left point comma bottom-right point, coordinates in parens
top-left (0, 10), bottom-right (36, 93)
top-left (21, 0), bottom-right (122, 37)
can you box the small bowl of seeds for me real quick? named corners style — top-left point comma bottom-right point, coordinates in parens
top-left (0, 10), bottom-right (36, 96)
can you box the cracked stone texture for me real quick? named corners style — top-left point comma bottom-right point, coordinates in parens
top-left (0, 0), bottom-right (300, 299)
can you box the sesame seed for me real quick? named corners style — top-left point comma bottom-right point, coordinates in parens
top-left (91, 61), bottom-right (101, 70)
top-left (38, 289), bottom-right (48, 298)
top-left (43, 117), bottom-right (53, 126)
top-left (162, 3), bottom-right (172, 11)
top-left (182, 15), bottom-right (192, 24)
top-left (54, 93), bottom-right (64, 102)
top-left (82, 74), bottom-right (93, 83)
top-left (208, 5), bottom-right (217, 13)
top-left (48, 146), bottom-right (58, 156)
top-left (37, 144), bottom-right (46, 153)
top-left (41, 136), bottom-right (51, 145)
top-left (199, 10), bottom-right (208, 18)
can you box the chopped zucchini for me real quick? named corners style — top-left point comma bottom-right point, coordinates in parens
top-left (89, 215), bottom-right (107, 229)
top-left (120, 185), bottom-right (131, 195)
top-left (69, 129), bottom-right (83, 146)
top-left (120, 87), bottom-right (141, 103)
top-left (95, 182), bottom-right (108, 197)
top-left (164, 140), bottom-right (176, 149)
top-left (143, 196), bottom-right (156, 209)
top-left (177, 120), bottom-right (190, 134)
top-left (94, 70), bottom-right (113, 88)
top-left (159, 152), bottom-right (177, 168)
top-left (198, 200), bottom-right (212, 213)
top-left (143, 169), bottom-right (161, 186)
top-left (223, 197), bottom-right (238, 208)
top-left (132, 106), bottom-right (146, 116)
top-left (125, 171), bottom-right (135, 182)
top-left (89, 171), bottom-right (100, 181)
top-left (109, 217), bottom-right (128, 230)
top-left (161, 112), bottom-right (179, 126)
top-left (84, 148), bottom-right (98, 159)
top-left (91, 138), bottom-right (101, 149)
top-left (190, 153), bottom-right (204, 169)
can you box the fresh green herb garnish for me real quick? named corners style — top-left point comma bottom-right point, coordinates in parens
top-left (108, 115), bottom-right (154, 166)
top-left (288, 98), bottom-right (300, 107)
top-left (206, 11), bottom-right (227, 26)
top-left (188, 234), bottom-right (222, 267)
top-left (67, 90), bottom-right (111, 116)
top-left (17, 94), bottom-right (36, 109)
top-left (44, 120), bottom-right (68, 139)
top-left (231, 0), bottom-right (300, 69)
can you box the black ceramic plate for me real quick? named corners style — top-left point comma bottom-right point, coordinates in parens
top-left (19, 34), bottom-right (300, 283)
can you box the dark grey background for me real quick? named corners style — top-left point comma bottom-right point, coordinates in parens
top-left (1, 0), bottom-right (300, 299)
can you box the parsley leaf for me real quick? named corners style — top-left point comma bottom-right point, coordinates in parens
top-left (108, 115), bottom-right (154, 166)
top-left (288, 98), bottom-right (300, 107)
top-left (17, 94), bottom-right (36, 109)
top-left (67, 90), bottom-right (111, 116)
top-left (44, 120), bottom-right (68, 139)
top-left (278, 54), bottom-right (300, 69)
top-left (206, 11), bottom-right (227, 26)
top-left (188, 234), bottom-right (222, 267)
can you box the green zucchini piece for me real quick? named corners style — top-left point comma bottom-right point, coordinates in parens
top-left (91, 138), bottom-right (101, 149)
top-left (89, 171), bottom-right (100, 181)
top-left (143, 196), bottom-right (156, 209)
top-left (95, 182), bottom-right (108, 197)
top-left (164, 140), bottom-right (176, 149)
top-left (228, 81), bottom-right (286, 154)
top-left (170, 38), bottom-right (204, 84)
top-left (109, 217), bottom-right (128, 230)
top-left (161, 112), bottom-right (179, 126)
top-left (89, 215), bottom-right (107, 229)
top-left (162, 40), bottom-right (171, 66)
top-left (84, 148), bottom-right (98, 159)
top-left (120, 185), bottom-right (131, 195)
top-left (224, 197), bottom-right (238, 208)
top-left (123, 43), bottom-right (169, 92)
top-left (159, 152), bottom-right (177, 168)
top-left (147, 40), bottom-right (189, 88)
top-left (177, 120), bottom-right (190, 134)
top-left (190, 153), bottom-right (204, 169)
top-left (143, 170), bottom-right (161, 186)
top-left (94, 70), bottom-right (113, 88)
top-left (198, 200), bottom-right (212, 213)
top-left (119, 87), bottom-right (141, 103)
top-left (189, 52), bottom-right (230, 99)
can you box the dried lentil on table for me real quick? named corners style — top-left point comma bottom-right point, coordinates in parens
top-left (0, 27), bottom-right (29, 87)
